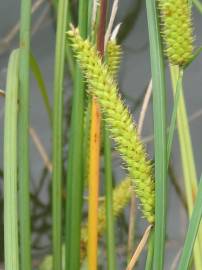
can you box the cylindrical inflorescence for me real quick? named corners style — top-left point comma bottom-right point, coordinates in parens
top-left (68, 28), bottom-right (155, 224)
top-left (159, 0), bottom-right (194, 66)
top-left (106, 40), bottom-right (122, 77)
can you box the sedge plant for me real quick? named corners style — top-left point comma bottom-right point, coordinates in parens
top-left (65, 1), bottom-right (88, 269)
top-left (67, 27), bottom-right (155, 224)
top-left (4, 49), bottom-right (20, 270)
top-left (39, 177), bottom-right (132, 269)
top-left (18, 0), bottom-right (32, 269)
top-left (146, 1), bottom-right (167, 268)
top-left (159, 0), bottom-right (202, 269)
top-left (3, 1), bottom-right (202, 270)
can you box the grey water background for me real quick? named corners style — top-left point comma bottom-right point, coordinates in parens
top-left (0, 0), bottom-right (202, 269)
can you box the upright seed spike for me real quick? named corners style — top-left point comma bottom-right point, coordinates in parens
top-left (158, 0), bottom-right (194, 66)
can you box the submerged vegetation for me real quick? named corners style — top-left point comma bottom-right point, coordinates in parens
top-left (1, 0), bottom-right (202, 269)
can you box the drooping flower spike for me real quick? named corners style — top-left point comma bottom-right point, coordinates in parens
top-left (67, 27), bottom-right (155, 223)
top-left (83, 38), bottom-right (121, 185)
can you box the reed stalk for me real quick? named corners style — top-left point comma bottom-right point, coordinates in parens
top-left (52, 0), bottom-right (69, 269)
top-left (145, 1), bottom-right (167, 269)
top-left (18, 0), bottom-right (32, 268)
top-left (65, 1), bottom-right (88, 269)
top-left (170, 65), bottom-right (202, 269)
top-left (159, 0), bottom-right (202, 268)
top-left (4, 49), bottom-right (20, 270)
top-left (103, 126), bottom-right (116, 270)
top-left (178, 175), bottom-right (202, 270)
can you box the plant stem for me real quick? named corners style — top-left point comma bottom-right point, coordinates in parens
top-left (4, 49), bottom-right (19, 270)
top-left (51, 0), bottom-right (75, 78)
top-left (88, 1), bottom-right (108, 268)
top-left (30, 53), bottom-right (52, 124)
top-left (18, 0), bottom-right (32, 268)
top-left (104, 127), bottom-right (116, 270)
top-left (87, 98), bottom-right (101, 270)
top-left (170, 65), bottom-right (202, 270)
top-left (167, 68), bottom-right (183, 163)
top-left (145, 229), bottom-right (154, 270)
top-left (52, 0), bottom-right (69, 269)
top-left (65, 6), bottom-right (75, 78)
top-left (145, 1), bottom-right (167, 269)
top-left (65, 1), bottom-right (88, 269)
top-left (178, 175), bottom-right (202, 270)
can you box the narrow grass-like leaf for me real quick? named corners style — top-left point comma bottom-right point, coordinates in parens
top-left (30, 53), bottom-right (52, 124)
top-left (65, 1), bottom-right (88, 269)
top-left (4, 49), bottom-right (19, 270)
top-left (146, 1), bottom-right (167, 269)
top-left (178, 175), bottom-right (202, 270)
top-left (170, 65), bottom-right (202, 269)
top-left (65, 6), bottom-right (75, 78)
top-left (51, 0), bottom-right (75, 78)
top-left (167, 68), bottom-right (183, 163)
top-left (18, 0), bottom-right (32, 268)
top-left (145, 230), bottom-right (154, 270)
top-left (52, 0), bottom-right (69, 268)
top-left (87, 0), bottom-right (94, 36)
top-left (104, 126), bottom-right (116, 270)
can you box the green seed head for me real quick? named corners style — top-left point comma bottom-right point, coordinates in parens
top-left (81, 178), bottom-right (132, 259)
top-left (68, 28), bottom-right (155, 223)
top-left (97, 178), bottom-right (132, 234)
top-left (106, 40), bottom-right (122, 77)
top-left (84, 41), bottom-right (121, 185)
top-left (159, 0), bottom-right (194, 66)
top-left (39, 178), bottom-right (133, 269)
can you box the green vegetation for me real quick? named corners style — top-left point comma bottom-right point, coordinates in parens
top-left (1, 0), bottom-right (202, 269)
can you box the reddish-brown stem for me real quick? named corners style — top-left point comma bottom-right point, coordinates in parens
top-left (97, 0), bottom-right (107, 56)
